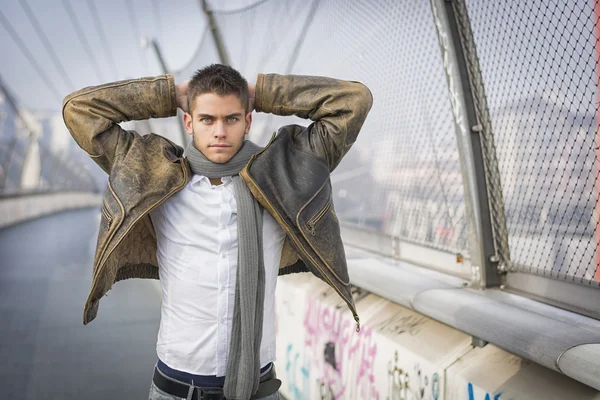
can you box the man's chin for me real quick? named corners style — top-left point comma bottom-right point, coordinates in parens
top-left (208, 154), bottom-right (233, 164)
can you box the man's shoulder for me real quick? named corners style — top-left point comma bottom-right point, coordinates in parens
top-left (262, 124), bottom-right (323, 161)
top-left (249, 123), bottom-right (329, 190)
top-left (263, 124), bottom-right (306, 149)
top-left (124, 132), bottom-right (185, 160)
top-left (106, 132), bottom-right (188, 202)
top-left (139, 132), bottom-right (183, 151)
top-left (111, 132), bottom-right (186, 181)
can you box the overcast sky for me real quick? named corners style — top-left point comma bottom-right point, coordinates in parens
top-left (0, 0), bottom-right (262, 111)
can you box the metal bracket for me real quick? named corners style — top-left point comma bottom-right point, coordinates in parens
top-left (471, 124), bottom-right (483, 133)
top-left (471, 336), bottom-right (488, 348)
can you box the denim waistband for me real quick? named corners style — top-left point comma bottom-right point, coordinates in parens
top-left (156, 359), bottom-right (273, 388)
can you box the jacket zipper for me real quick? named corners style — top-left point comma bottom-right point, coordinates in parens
top-left (90, 161), bottom-right (189, 290)
top-left (240, 155), bottom-right (360, 331)
top-left (306, 199), bottom-right (332, 236)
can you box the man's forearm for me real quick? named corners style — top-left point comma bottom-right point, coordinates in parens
top-left (255, 73), bottom-right (372, 141)
top-left (254, 73), bottom-right (372, 170)
top-left (62, 75), bottom-right (177, 171)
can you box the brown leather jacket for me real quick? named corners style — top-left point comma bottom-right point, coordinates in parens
top-left (62, 73), bottom-right (372, 329)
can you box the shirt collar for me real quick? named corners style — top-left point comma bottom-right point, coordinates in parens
top-left (189, 174), bottom-right (233, 189)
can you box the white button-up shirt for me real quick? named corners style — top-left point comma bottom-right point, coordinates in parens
top-left (149, 174), bottom-right (286, 376)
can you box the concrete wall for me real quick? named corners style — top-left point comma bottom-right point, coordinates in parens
top-left (0, 192), bottom-right (101, 229)
top-left (274, 274), bottom-right (600, 400)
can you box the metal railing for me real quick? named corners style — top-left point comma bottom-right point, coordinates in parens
top-left (0, 101), bottom-right (97, 198)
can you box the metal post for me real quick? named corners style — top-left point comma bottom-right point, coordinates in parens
top-left (430, 0), bottom-right (505, 288)
top-left (150, 39), bottom-right (169, 75)
top-left (285, 0), bottom-right (320, 74)
top-left (200, 0), bottom-right (230, 65)
top-left (594, 0), bottom-right (600, 283)
top-left (0, 74), bottom-right (42, 193)
top-left (142, 37), bottom-right (188, 146)
top-left (20, 131), bottom-right (41, 191)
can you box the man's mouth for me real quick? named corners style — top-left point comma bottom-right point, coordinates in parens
top-left (210, 144), bottom-right (230, 148)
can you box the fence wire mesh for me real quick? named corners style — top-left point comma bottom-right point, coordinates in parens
top-left (166, 0), bottom-right (600, 287)
top-left (465, 0), bottom-right (599, 286)
top-left (183, 0), bottom-right (470, 257)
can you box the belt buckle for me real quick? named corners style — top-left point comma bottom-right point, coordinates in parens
top-left (200, 387), bottom-right (224, 400)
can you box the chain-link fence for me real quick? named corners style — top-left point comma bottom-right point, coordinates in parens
top-left (183, 0), bottom-right (470, 263)
top-left (167, 0), bottom-right (599, 294)
top-left (465, 0), bottom-right (598, 286)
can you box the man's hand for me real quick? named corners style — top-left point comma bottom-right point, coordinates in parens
top-left (176, 81), bottom-right (189, 113)
top-left (248, 83), bottom-right (255, 113)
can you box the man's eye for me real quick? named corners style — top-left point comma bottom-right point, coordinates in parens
top-left (201, 117), bottom-right (212, 123)
top-left (227, 117), bottom-right (238, 123)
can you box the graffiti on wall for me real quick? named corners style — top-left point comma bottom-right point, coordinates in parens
top-left (304, 293), bottom-right (380, 400)
top-left (375, 312), bottom-right (428, 337)
top-left (387, 351), bottom-right (440, 400)
top-left (387, 350), bottom-right (410, 400)
top-left (285, 343), bottom-right (311, 400)
top-left (282, 284), bottom-right (443, 400)
top-left (467, 382), bottom-right (504, 400)
top-left (431, 372), bottom-right (440, 400)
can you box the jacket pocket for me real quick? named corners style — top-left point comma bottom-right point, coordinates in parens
top-left (306, 198), bottom-right (332, 235)
top-left (297, 181), bottom-right (350, 286)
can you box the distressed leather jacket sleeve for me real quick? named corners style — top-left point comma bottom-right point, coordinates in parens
top-left (254, 74), bottom-right (373, 171)
top-left (62, 75), bottom-right (177, 174)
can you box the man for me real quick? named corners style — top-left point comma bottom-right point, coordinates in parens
top-left (62, 64), bottom-right (372, 400)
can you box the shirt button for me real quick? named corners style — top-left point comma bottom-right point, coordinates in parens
top-left (220, 225), bottom-right (226, 229)
top-left (221, 253), bottom-right (226, 259)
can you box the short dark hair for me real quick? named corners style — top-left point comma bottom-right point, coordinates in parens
top-left (187, 64), bottom-right (249, 112)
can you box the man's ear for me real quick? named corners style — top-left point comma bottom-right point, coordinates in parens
top-left (183, 112), bottom-right (194, 135)
top-left (245, 111), bottom-right (253, 134)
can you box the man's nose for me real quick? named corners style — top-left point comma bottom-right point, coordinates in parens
top-left (213, 121), bottom-right (226, 138)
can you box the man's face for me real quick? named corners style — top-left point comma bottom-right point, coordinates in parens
top-left (184, 93), bottom-right (252, 164)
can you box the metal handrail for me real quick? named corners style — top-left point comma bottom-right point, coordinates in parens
top-left (0, 187), bottom-right (99, 200)
top-left (346, 244), bottom-right (600, 391)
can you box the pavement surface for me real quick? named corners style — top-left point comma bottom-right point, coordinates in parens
top-left (0, 208), bottom-right (162, 399)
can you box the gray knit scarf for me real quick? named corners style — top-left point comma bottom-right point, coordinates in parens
top-left (185, 140), bottom-right (264, 400)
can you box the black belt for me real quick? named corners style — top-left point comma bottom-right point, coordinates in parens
top-left (152, 365), bottom-right (281, 400)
